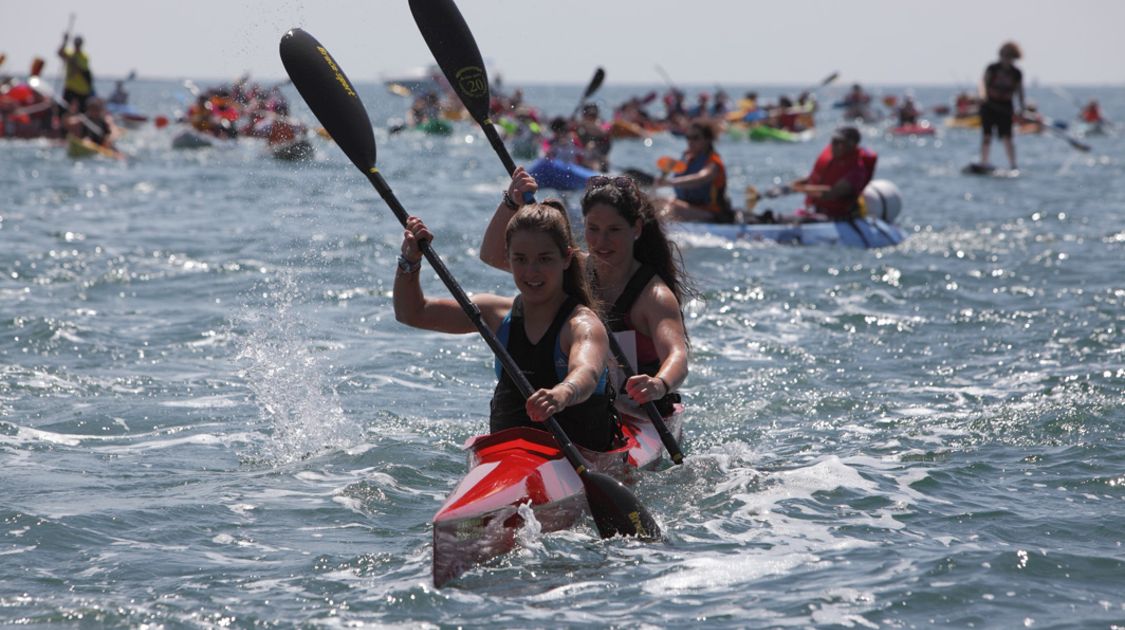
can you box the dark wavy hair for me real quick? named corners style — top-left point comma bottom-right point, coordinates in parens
top-left (505, 200), bottom-right (598, 311)
top-left (579, 177), bottom-right (694, 309)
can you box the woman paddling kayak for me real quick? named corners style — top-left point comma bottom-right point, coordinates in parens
top-left (479, 170), bottom-right (691, 419)
top-left (394, 206), bottom-right (622, 451)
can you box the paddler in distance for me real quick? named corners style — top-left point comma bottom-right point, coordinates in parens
top-left (778, 125), bottom-right (876, 223)
top-left (653, 120), bottom-right (734, 223)
top-left (978, 41), bottom-right (1025, 171)
top-left (57, 33), bottom-right (94, 113)
top-left (394, 203), bottom-right (622, 452)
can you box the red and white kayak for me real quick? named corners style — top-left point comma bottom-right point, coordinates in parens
top-left (431, 405), bottom-right (684, 587)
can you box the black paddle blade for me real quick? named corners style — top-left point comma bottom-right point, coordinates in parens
top-left (586, 67), bottom-right (606, 98)
top-left (408, 0), bottom-right (491, 124)
top-left (583, 470), bottom-right (661, 541)
top-left (279, 28), bottom-right (376, 173)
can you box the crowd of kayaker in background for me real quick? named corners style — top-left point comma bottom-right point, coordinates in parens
top-left (2, 32), bottom-right (1115, 173)
top-left (0, 31), bottom-right (319, 160)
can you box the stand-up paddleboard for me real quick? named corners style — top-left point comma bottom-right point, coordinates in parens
top-left (962, 163), bottom-right (1019, 178)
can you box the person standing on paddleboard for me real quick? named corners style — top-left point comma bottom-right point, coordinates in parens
top-left (478, 170), bottom-right (692, 419)
top-left (57, 34), bottom-right (94, 113)
top-left (394, 205), bottom-right (622, 452)
top-left (978, 41), bottom-right (1025, 171)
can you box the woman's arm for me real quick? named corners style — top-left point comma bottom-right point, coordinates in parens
top-left (394, 216), bottom-right (499, 334)
top-left (524, 306), bottom-right (608, 422)
top-left (479, 166), bottom-right (537, 271)
top-left (625, 282), bottom-right (689, 404)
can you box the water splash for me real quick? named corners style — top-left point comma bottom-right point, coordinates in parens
top-left (235, 272), bottom-right (362, 465)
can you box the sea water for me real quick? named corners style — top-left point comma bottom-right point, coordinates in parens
top-left (1, 80), bottom-right (1123, 627)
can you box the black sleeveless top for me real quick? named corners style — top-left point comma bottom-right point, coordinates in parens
top-left (604, 265), bottom-right (681, 416)
top-left (490, 296), bottom-right (620, 451)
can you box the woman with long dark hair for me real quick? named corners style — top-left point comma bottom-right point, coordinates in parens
top-left (395, 203), bottom-right (620, 451)
top-left (479, 169), bottom-right (691, 417)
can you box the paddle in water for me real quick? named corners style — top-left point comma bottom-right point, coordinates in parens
top-left (409, 0), bottom-right (685, 466)
top-left (278, 27), bottom-right (660, 540)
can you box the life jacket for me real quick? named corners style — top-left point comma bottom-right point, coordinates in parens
top-left (603, 265), bottom-right (681, 417)
top-left (806, 145), bottom-right (877, 219)
top-left (673, 150), bottom-right (731, 217)
top-left (492, 296), bottom-right (620, 451)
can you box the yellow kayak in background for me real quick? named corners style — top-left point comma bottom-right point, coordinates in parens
top-left (66, 134), bottom-right (125, 160)
top-left (944, 115), bottom-right (981, 129)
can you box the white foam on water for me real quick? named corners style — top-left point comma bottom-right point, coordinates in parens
top-left (158, 395), bottom-right (240, 409)
top-left (235, 273), bottom-right (363, 465)
top-left (513, 501), bottom-right (544, 552)
top-left (647, 453), bottom-right (932, 597)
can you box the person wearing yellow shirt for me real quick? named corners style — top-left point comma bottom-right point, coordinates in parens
top-left (57, 34), bottom-right (94, 113)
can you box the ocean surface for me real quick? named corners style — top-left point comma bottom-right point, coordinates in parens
top-left (2, 78), bottom-right (1123, 628)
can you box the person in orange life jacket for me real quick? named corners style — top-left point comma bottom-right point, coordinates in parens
top-left (477, 169), bottom-right (691, 417)
top-left (57, 34), bottom-right (94, 113)
top-left (979, 41), bottom-right (1025, 170)
top-left (654, 121), bottom-right (733, 223)
top-left (393, 203), bottom-right (621, 452)
top-left (785, 125), bottom-right (876, 222)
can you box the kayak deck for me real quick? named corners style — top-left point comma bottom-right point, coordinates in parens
top-left (431, 406), bottom-right (683, 587)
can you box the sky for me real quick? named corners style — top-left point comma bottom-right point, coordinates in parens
top-left (2, 0), bottom-right (1123, 87)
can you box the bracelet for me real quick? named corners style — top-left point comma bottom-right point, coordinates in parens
top-left (397, 254), bottom-right (421, 274)
top-left (502, 190), bottom-right (519, 211)
top-left (559, 380), bottom-right (579, 405)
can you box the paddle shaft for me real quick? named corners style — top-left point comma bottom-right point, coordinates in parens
top-left (1018, 114), bottom-right (1090, 152)
top-left (55, 13), bottom-right (77, 95)
top-left (366, 168), bottom-right (594, 473)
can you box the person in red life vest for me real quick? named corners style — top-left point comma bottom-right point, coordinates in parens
top-left (978, 41), bottom-right (1025, 170)
top-left (654, 121), bottom-right (733, 223)
top-left (784, 126), bottom-right (876, 223)
top-left (1080, 99), bottom-right (1103, 124)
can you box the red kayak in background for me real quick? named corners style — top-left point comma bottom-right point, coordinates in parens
top-left (889, 121), bottom-right (936, 136)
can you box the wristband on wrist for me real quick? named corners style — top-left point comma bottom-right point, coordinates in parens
top-left (397, 254), bottom-right (421, 274)
top-left (502, 190), bottom-right (519, 211)
top-left (559, 380), bottom-right (579, 405)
